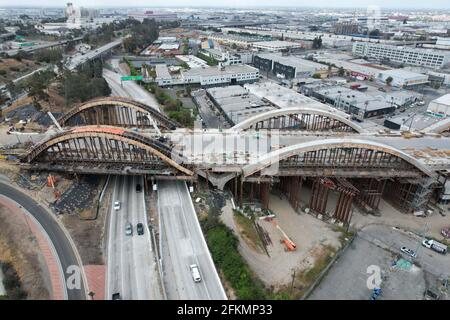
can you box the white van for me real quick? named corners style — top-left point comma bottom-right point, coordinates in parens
top-left (190, 264), bottom-right (202, 282)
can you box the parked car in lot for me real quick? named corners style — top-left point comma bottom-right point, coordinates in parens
top-left (136, 184), bottom-right (142, 193)
top-left (190, 264), bottom-right (202, 282)
top-left (137, 223), bottom-right (144, 235)
top-left (113, 201), bottom-right (121, 210)
top-left (400, 246), bottom-right (417, 258)
top-left (125, 223), bottom-right (133, 236)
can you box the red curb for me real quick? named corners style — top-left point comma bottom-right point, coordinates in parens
top-left (0, 196), bottom-right (66, 300)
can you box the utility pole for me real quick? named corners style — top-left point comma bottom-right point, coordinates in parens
top-left (412, 223), bottom-right (429, 262)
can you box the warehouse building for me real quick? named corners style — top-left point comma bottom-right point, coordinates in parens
top-left (254, 53), bottom-right (328, 79)
top-left (427, 94), bottom-right (450, 117)
top-left (378, 69), bottom-right (429, 88)
top-left (252, 40), bottom-right (302, 52)
top-left (155, 64), bottom-right (259, 87)
top-left (301, 82), bottom-right (395, 118)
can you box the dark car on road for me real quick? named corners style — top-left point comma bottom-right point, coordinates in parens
top-left (136, 184), bottom-right (142, 193)
top-left (137, 223), bottom-right (144, 235)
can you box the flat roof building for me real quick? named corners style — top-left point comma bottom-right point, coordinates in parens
top-left (378, 69), bottom-right (429, 88)
top-left (352, 42), bottom-right (450, 69)
top-left (244, 81), bottom-right (343, 115)
top-left (427, 94), bottom-right (450, 117)
top-left (154, 64), bottom-right (259, 87)
top-left (206, 85), bottom-right (274, 124)
top-left (301, 82), bottom-right (395, 118)
top-left (254, 53), bottom-right (328, 79)
top-left (252, 40), bottom-right (302, 52)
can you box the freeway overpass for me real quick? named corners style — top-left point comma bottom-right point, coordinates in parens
top-left (66, 38), bottom-right (123, 71)
top-left (2, 37), bottom-right (83, 57)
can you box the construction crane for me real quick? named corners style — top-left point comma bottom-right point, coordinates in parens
top-left (47, 111), bottom-right (63, 132)
top-left (275, 224), bottom-right (297, 252)
top-left (146, 113), bottom-right (162, 137)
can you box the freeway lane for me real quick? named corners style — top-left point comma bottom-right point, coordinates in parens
top-left (0, 182), bottom-right (86, 300)
top-left (106, 176), bottom-right (162, 300)
top-left (159, 181), bottom-right (226, 300)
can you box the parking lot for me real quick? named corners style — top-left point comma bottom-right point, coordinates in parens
top-left (310, 224), bottom-right (449, 300)
top-left (309, 235), bottom-right (427, 300)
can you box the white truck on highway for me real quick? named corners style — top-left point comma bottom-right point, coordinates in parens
top-left (422, 239), bottom-right (447, 254)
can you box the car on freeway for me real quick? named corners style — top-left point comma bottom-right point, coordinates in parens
top-left (136, 184), bottom-right (142, 193)
top-left (125, 223), bottom-right (133, 236)
top-left (400, 246), bottom-right (417, 258)
top-left (137, 223), bottom-right (144, 235)
top-left (441, 227), bottom-right (450, 239)
top-left (113, 201), bottom-right (121, 210)
top-left (190, 264), bottom-right (202, 283)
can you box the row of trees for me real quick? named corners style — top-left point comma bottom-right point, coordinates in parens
top-left (123, 19), bottom-right (159, 54)
top-left (147, 83), bottom-right (195, 127)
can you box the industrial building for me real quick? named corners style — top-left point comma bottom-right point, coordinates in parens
top-left (427, 94), bottom-right (450, 117)
top-left (378, 69), bottom-right (429, 88)
top-left (206, 86), bottom-right (274, 124)
top-left (301, 82), bottom-right (396, 118)
top-left (154, 64), bottom-right (259, 87)
top-left (252, 40), bottom-right (302, 52)
top-left (244, 81), bottom-right (340, 114)
top-left (314, 55), bottom-right (389, 80)
top-left (352, 42), bottom-right (450, 69)
top-left (254, 53), bottom-right (328, 79)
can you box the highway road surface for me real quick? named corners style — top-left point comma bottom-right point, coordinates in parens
top-left (66, 38), bottom-right (123, 71)
top-left (158, 181), bottom-right (227, 300)
top-left (0, 182), bottom-right (86, 300)
top-left (104, 59), bottom-right (161, 112)
top-left (106, 175), bottom-right (163, 300)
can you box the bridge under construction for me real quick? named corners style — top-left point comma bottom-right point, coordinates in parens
top-left (18, 97), bottom-right (450, 225)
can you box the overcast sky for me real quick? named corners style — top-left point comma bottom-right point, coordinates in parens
top-left (2, 0), bottom-right (450, 9)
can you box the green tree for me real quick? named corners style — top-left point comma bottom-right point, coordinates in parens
top-left (338, 67), bottom-right (345, 77)
top-left (385, 76), bottom-right (393, 86)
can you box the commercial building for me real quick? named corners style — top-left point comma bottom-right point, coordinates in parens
top-left (252, 40), bottom-right (302, 52)
top-left (254, 53), bottom-right (328, 79)
top-left (127, 10), bottom-right (177, 22)
top-left (206, 86), bottom-right (274, 124)
top-left (427, 94), bottom-right (450, 117)
top-left (301, 82), bottom-right (395, 118)
top-left (378, 69), bottom-right (429, 88)
top-left (183, 64), bottom-right (259, 86)
top-left (352, 42), bottom-right (450, 69)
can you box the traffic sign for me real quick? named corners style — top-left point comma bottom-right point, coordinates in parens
top-left (121, 75), bottom-right (143, 81)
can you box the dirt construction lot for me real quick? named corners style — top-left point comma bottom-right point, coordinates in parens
top-left (0, 204), bottom-right (51, 299)
top-left (221, 194), bottom-right (343, 292)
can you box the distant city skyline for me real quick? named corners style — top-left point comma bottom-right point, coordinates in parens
top-left (2, 0), bottom-right (450, 9)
